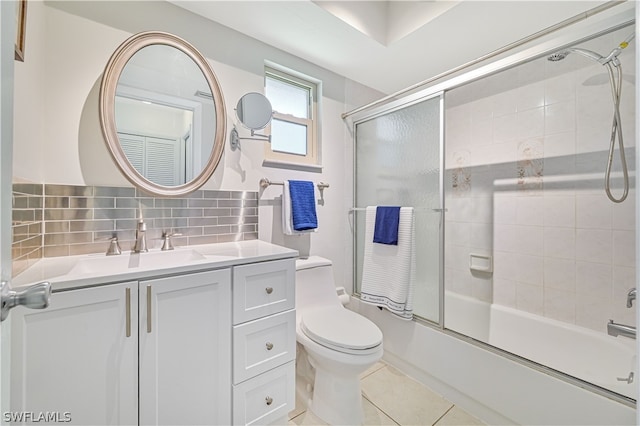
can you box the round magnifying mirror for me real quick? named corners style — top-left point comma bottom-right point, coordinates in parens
top-left (236, 92), bottom-right (273, 130)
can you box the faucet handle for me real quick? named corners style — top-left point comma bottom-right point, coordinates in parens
top-left (161, 232), bottom-right (182, 251)
top-left (105, 236), bottom-right (122, 256)
top-left (627, 288), bottom-right (637, 308)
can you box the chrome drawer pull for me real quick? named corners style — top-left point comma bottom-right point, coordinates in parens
top-left (265, 287), bottom-right (273, 294)
top-left (265, 396), bottom-right (273, 406)
top-left (125, 288), bottom-right (131, 338)
top-left (266, 342), bottom-right (274, 351)
top-left (146, 285), bottom-right (152, 333)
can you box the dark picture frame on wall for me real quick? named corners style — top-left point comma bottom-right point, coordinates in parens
top-left (15, 0), bottom-right (27, 62)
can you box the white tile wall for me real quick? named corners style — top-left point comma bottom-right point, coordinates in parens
top-left (444, 27), bottom-right (636, 334)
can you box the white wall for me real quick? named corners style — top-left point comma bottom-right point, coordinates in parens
top-left (12, 1), bottom-right (382, 288)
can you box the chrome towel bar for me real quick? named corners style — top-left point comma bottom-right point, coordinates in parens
top-left (349, 207), bottom-right (445, 212)
top-left (259, 178), bottom-right (329, 191)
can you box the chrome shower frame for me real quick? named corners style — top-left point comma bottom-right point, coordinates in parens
top-left (346, 2), bottom-right (636, 409)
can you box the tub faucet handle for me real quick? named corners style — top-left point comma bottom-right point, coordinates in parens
top-left (627, 288), bottom-right (636, 308)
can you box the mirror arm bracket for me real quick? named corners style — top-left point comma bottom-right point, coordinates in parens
top-left (250, 129), bottom-right (271, 142)
top-left (230, 127), bottom-right (271, 151)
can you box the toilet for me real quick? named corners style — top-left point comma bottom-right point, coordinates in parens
top-left (295, 256), bottom-right (383, 425)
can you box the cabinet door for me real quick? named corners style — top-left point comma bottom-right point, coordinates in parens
top-left (11, 282), bottom-right (138, 426)
top-left (139, 269), bottom-right (232, 426)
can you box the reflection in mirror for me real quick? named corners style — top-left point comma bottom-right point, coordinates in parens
top-left (115, 44), bottom-right (214, 186)
top-left (100, 32), bottom-right (226, 197)
top-left (229, 92), bottom-right (273, 151)
top-left (236, 92), bottom-right (272, 130)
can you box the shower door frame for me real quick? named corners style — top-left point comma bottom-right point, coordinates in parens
top-left (351, 92), bottom-right (446, 326)
top-left (346, 5), bottom-right (637, 408)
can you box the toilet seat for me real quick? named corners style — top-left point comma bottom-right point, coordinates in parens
top-left (301, 307), bottom-right (382, 355)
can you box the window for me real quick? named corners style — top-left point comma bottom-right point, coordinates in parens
top-left (264, 65), bottom-right (321, 167)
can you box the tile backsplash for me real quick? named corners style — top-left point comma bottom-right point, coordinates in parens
top-left (12, 183), bottom-right (258, 277)
top-left (12, 183), bottom-right (44, 277)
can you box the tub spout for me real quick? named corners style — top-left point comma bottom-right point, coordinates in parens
top-left (626, 288), bottom-right (636, 308)
top-left (607, 320), bottom-right (636, 339)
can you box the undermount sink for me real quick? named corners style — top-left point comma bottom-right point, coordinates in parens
top-left (191, 244), bottom-right (244, 260)
top-left (68, 249), bottom-right (207, 276)
top-left (12, 240), bottom-right (296, 292)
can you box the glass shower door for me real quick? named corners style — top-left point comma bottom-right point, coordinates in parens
top-left (354, 94), bottom-right (443, 323)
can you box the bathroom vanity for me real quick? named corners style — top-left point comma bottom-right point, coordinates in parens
top-left (10, 240), bottom-right (297, 426)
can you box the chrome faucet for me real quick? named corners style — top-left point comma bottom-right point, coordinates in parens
top-left (105, 236), bottom-right (122, 256)
top-left (626, 288), bottom-right (636, 308)
top-left (160, 232), bottom-right (182, 251)
top-left (132, 220), bottom-right (148, 253)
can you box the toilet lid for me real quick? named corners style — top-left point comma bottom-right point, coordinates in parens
top-left (301, 307), bottom-right (382, 352)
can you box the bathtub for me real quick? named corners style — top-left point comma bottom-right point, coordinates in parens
top-left (354, 294), bottom-right (636, 424)
top-left (444, 291), bottom-right (637, 400)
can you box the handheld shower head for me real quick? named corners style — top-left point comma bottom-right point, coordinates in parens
top-left (546, 32), bottom-right (633, 203)
top-left (547, 47), bottom-right (603, 63)
top-left (548, 33), bottom-right (634, 66)
top-left (568, 47), bottom-right (604, 62)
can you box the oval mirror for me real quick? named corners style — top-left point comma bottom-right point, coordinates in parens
top-left (99, 31), bottom-right (226, 197)
top-left (236, 92), bottom-right (273, 130)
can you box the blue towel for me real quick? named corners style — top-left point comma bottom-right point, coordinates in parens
top-left (373, 206), bottom-right (400, 245)
top-left (288, 180), bottom-right (318, 231)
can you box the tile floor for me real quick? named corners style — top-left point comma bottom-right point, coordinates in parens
top-left (288, 361), bottom-right (485, 426)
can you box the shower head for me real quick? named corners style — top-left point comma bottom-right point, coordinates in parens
top-left (547, 52), bottom-right (569, 62)
top-left (548, 33), bottom-right (634, 66)
top-left (547, 47), bottom-right (604, 63)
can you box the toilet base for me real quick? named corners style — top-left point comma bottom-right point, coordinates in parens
top-left (295, 311), bottom-right (382, 425)
top-left (310, 363), bottom-right (364, 425)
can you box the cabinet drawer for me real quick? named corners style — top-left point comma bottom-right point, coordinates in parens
top-left (233, 259), bottom-right (295, 324)
top-left (233, 309), bottom-right (296, 384)
top-left (233, 361), bottom-right (295, 426)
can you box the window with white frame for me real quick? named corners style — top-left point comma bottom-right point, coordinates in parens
top-left (264, 66), bottom-right (320, 166)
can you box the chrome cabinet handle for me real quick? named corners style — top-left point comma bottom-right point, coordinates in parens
top-left (265, 396), bottom-right (273, 406)
top-left (125, 288), bottom-right (131, 337)
top-left (265, 287), bottom-right (273, 294)
top-left (266, 342), bottom-right (273, 351)
top-left (146, 285), bottom-right (152, 333)
top-left (0, 280), bottom-right (51, 322)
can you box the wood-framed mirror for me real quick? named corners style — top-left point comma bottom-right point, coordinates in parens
top-left (99, 31), bottom-right (226, 197)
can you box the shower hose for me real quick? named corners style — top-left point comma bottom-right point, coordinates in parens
top-left (604, 59), bottom-right (629, 203)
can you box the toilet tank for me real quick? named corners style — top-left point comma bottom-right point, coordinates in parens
top-left (295, 256), bottom-right (342, 310)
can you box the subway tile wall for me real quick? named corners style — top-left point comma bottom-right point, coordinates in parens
top-left (444, 27), bottom-right (636, 334)
top-left (12, 183), bottom-right (44, 277)
top-left (12, 183), bottom-right (258, 277)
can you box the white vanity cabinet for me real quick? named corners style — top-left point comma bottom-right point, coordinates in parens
top-left (11, 269), bottom-right (232, 426)
top-left (231, 259), bottom-right (296, 426)
top-left (10, 241), bottom-right (298, 426)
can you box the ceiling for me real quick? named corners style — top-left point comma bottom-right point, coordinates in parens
top-left (169, 1), bottom-right (609, 94)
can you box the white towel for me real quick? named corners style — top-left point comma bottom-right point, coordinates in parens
top-left (282, 181), bottom-right (317, 235)
top-left (360, 206), bottom-right (415, 320)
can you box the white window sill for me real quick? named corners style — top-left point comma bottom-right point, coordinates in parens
top-left (262, 159), bottom-right (323, 173)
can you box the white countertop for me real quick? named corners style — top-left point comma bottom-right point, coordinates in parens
top-left (13, 240), bottom-right (298, 291)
